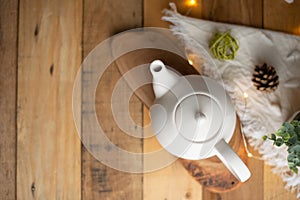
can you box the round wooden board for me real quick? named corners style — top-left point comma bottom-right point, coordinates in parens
top-left (113, 47), bottom-right (249, 193)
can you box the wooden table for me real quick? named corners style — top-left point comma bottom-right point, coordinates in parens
top-left (1, 0), bottom-right (300, 199)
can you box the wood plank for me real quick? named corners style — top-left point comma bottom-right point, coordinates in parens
top-left (144, 0), bottom-right (202, 28)
top-left (202, 0), bottom-right (263, 28)
top-left (81, 0), bottom-right (143, 199)
top-left (17, 0), bottom-right (82, 199)
top-left (0, 0), bottom-right (18, 199)
top-left (143, 106), bottom-right (203, 200)
top-left (264, 165), bottom-right (297, 200)
top-left (264, 0), bottom-right (300, 35)
top-left (201, 0), bottom-right (264, 199)
top-left (263, 0), bottom-right (300, 199)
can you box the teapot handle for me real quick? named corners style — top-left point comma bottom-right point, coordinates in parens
top-left (214, 139), bottom-right (251, 182)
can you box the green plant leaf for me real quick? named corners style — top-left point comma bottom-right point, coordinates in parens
top-left (281, 126), bottom-right (288, 133)
top-left (262, 135), bottom-right (268, 141)
top-left (263, 120), bottom-right (300, 174)
top-left (275, 138), bottom-right (284, 146)
top-left (271, 133), bottom-right (276, 141)
top-left (288, 162), bottom-right (298, 174)
top-left (286, 139), bottom-right (295, 147)
top-left (290, 145), bottom-right (300, 153)
top-left (283, 122), bottom-right (293, 130)
top-left (288, 153), bottom-right (297, 162)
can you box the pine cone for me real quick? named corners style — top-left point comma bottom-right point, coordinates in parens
top-left (252, 63), bottom-right (279, 92)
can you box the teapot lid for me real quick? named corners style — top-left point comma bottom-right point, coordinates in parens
top-left (174, 93), bottom-right (223, 143)
top-left (150, 76), bottom-right (236, 160)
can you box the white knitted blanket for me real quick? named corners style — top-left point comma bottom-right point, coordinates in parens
top-left (163, 3), bottom-right (300, 198)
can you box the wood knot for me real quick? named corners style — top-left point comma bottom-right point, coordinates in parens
top-left (185, 192), bottom-right (192, 199)
top-left (34, 24), bottom-right (39, 41)
top-left (31, 182), bottom-right (35, 196)
top-left (50, 64), bottom-right (54, 76)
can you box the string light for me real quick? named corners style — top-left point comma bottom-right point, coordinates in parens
top-left (231, 85), bottom-right (263, 160)
top-left (240, 123), bottom-right (263, 160)
top-left (185, 0), bottom-right (197, 7)
top-left (238, 90), bottom-right (263, 160)
top-left (185, 49), bottom-right (204, 72)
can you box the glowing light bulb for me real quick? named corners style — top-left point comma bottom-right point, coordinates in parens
top-left (248, 152), bottom-right (253, 157)
top-left (243, 92), bottom-right (248, 99)
top-left (188, 59), bottom-right (193, 65)
top-left (186, 0), bottom-right (197, 7)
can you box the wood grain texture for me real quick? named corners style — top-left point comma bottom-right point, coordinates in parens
top-left (264, 0), bottom-right (300, 35)
top-left (264, 165), bottom-right (297, 200)
top-left (81, 0), bottom-right (143, 199)
top-left (200, 0), bottom-right (264, 199)
top-left (17, 0), bottom-right (82, 199)
top-left (202, 0), bottom-right (263, 28)
top-left (81, 64), bottom-right (143, 199)
top-left (0, 0), bottom-right (297, 199)
top-left (263, 1), bottom-right (300, 199)
top-left (0, 0), bottom-right (18, 199)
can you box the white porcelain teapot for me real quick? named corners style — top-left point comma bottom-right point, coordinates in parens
top-left (149, 60), bottom-right (251, 182)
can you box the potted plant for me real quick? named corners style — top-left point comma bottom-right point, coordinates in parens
top-left (263, 111), bottom-right (300, 173)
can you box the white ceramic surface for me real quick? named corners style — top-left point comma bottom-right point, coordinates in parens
top-left (149, 60), bottom-right (251, 182)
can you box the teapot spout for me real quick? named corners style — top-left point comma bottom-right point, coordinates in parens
top-left (150, 60), bottom-right (180, 99)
